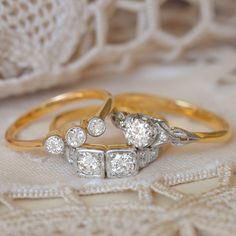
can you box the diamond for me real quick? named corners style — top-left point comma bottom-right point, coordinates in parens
top-left (44, 135), bottom-right (64, 154)
top-left (124, 115), bottom-right (158, 148)
top-left (65, 127), bottom-right (87, 148)
top-left (137, 147), bottom-right (159, 168)
top-left (87, 117), bottom-right (106, 137)
top-left (106, 149), bottom-right (138, 178)
top-left (74, 148), bottom-right (105, 178)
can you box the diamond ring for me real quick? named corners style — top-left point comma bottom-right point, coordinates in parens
top-left (50, 93), bottom-right (231, 178)
top-left (5, 91), bottom-right (231, 179)
top-left (5, 90), bottom-right (113, 154)
top-left (50, 105), bottom-right (166, 178)
top-left (114, 93), bottom-right (231, 145)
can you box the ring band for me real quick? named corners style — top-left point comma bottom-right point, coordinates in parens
top-left (5, 90), bottom-right (113, 154)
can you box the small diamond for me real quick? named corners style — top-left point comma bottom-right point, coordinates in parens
top-left (106, 149), bottom-right (138, 178)
top-left (87, 117), bottom-right (106, 137)
top-left (65, 127), bottom-right (86, 148)
top-left (124, 115), bottom-right (158, 148)
top-left (73, 148), bottom-right (105, 178)
top-left (45, 135), bottom-right (64, 154)
top-left (138, 148), bottom-right (159, 168)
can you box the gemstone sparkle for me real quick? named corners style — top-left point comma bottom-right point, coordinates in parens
top-left (87, 117), bottom-right (106, 137)
top-left (106, 149), bottom-right (138, 178)
top-left (45, 135), bottom-right (64, 155)
top-left (65, 127), bottom-right (86, 148)
top-left (124, 115), bottom-right (157, 148)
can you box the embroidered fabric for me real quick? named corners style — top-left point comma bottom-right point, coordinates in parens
top-left (0, 0), bottom-right (236, 98)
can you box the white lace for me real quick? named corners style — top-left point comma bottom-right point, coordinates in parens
top-left (0, 1), bottom-right (236, 235)
top-left (1, 164), bottom-right (236, 236)
top-left (0, 0), bottom-right (236, 98)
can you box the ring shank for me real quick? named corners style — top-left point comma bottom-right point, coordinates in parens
top-left (5, 90), bottom-right (113, 151)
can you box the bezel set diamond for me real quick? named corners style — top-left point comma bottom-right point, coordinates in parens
top-left (65, 127), bottom-right (87, 148)
top-left (65, 146), bottom-right (157, 178)
top-left (44, 135), bottom-right (65, 155)
top-left (44, 117), bottom-right (106, 155)
top-left (87, 117), bottom-right (106, 137)
top-left (106, 149), bottom-right (138, 178)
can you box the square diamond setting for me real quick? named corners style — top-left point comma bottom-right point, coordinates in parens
top-left (66, 147), bottom-right (105, 178)
top-left (106, 149), bottom-right (139, 178)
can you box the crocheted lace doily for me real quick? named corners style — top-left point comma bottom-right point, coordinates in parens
top-left (0, 0), bottom-right (236, 98)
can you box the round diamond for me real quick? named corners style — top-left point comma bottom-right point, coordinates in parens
top-left (77, 152), bottom-right (101, 176)
top-left (87, 117), bottom-right (106, 137)
top-left (65, 127), bottom-right (86, 148)
top-left (45, 135), bottom-right (64, 154)
top-left (124, 116), bottom-right (157, 148)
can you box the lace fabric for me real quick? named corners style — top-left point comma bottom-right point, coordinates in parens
top-left (0, 1), bottom-right (236, 235)
top-left (0, 0), bottom-right (236, 98)
top-left (1, 165), bottom-right (236, 236)
top-left (0, 66), bottom-right (236, 235)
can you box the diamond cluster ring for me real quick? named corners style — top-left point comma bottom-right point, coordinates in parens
top-left (51, 92), bottom-right (231, 178)
top-left (51, 105), bottom-right (164, 178)
top-left (5, 90), bottom-right (231, 179)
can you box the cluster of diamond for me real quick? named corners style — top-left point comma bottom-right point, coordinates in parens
top-left (45, 112), bottom-right (171, 178)
top-left (63, 113), bottom-right (164, 178)
top-left (44, 117), bottom-right (106, 155)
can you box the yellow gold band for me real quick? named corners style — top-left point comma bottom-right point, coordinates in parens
top-left (5, 90), bottom-right (113, 151)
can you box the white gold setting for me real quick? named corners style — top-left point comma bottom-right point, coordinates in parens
top-left (87, 117), bottom-right (106, 137)
top-left (124, 115), bottom-right (158, 148)
top-left (65, 127), bottom-right (87, 148)
top-left (137, 147), bottom-right (159, 168)
top-left (65, 147), bottom-right (105, 178)
top-left (64, 146), bottom-right (154, 178)
top-left (106, 149), bottom-right (139, 178)
top-left (44, 135), bottom-right (65, 155)
top-left (111, 112), bottom-right (198, 148)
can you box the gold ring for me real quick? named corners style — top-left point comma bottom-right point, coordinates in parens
top-left (5, 89), bottom-right (113, 154)
top-left (113, 93), bottom-right (231, 146)
top-left (5, 91), bottom-right (231, 179)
